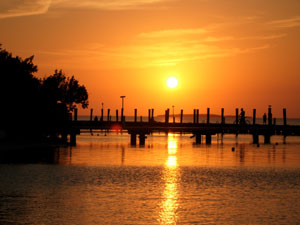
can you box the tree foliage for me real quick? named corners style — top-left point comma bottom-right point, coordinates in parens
top-left (0, 45), bottom-right (40, 126)
top-left (41, 70), bottom-right (88, 112)
top-left (0, 44), bottom-right (89, 140)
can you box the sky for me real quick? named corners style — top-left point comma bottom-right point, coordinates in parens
top-left (1, 0), bottom-right (300, 117)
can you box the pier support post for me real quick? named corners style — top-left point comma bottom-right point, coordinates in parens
top-left (206, 134), bottom-right (212, 144)
top-left (101, 108), bottom-right (103, 122)
top-left (180, 110), bottom-right (183, 124)
top-left (148, 109), bottom-right (151, 122)
top-left (264, 134), bottom-right (271, 144)
top-left (90, 108), bottom-right (93, 121)
top-left (152, 109), bottom-right (154, 121)
top-left (134, 109), bottom-right (137, 123)
top-left (283, 108), bottom-right (287, 126)
top-left (235, 108), bottom-right (239, 125)
top-left (197, 109), bottom-right (199, 124)
top-left (165, 109), bottom-right (169, 124)
top-left (221, 108), bottom-right (225, 125)
top-left (253, 134), bottom-right (259, 144)
top-left (139, 134), bottom-right (146, 146)
top-left (107, 109), bottom-right (110, 122)
top-left (62, 133), bottom-right (67, 143)
top-left (193, 109), bottom-right (196, 124)
top-left (130, 133), bottom-right (137, 146)
top-left (70, 132), bottom-right (76, 146)
top-left (253, 109), bottom-right (256, 125)
top-left (207, 108), bottom-right (210, 124)
top-left (268, 105), bottom-right (272, 126)
top-left (195, 133), bottom-right (201, 144)
top-left (165, 110), bottom-right (167, 123)
top-left (116, 110), bottom-right (119, 122)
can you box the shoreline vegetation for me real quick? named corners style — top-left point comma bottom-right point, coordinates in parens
top-left (0, 44), bottom-right (89, 145)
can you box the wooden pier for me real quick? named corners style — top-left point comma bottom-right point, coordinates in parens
top-left (69, 107), bottom-right (300, 146)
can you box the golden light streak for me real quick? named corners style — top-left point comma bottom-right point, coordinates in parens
top-left (159, 134), bottom-right (179, 224)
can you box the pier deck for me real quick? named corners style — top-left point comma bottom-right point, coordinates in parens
top-left (70, 120), bottom-right (300, 145)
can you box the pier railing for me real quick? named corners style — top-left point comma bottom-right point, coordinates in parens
top-left (68, 107), bottom-right (300, 146)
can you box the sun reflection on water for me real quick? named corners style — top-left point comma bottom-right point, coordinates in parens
top-left (159, 134), bottom-right (179, 225)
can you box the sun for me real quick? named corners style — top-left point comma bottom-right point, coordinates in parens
top-left (166, 77), bottom-right (178, 88)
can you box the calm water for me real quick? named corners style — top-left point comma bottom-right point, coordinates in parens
top-left (1, 133), bottom-right (300, 224)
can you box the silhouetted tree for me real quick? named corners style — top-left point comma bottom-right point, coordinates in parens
top-left (0, 44), bottom-right (89, 142)
top-left (0, 45), bottom-right (41, 139)
top-left (41, 70), bottom-right (88, 112)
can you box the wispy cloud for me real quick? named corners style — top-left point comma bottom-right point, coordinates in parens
top-left (36, 24), bottom-right (285, 69)
top-left (0, 0), bottom-right (51, 19)
top-left (204, 33), bottom-right (286, 42)
top-left (37, 41), bottom-right (240, 68)
top-left (53, 0), bottom-right (170, 10)
top-left (138, 28), bottom-right (208, 38)
top-left (0, 0), bottom-right (172, 19)
top-left (269, 16), bottom-right (300, 29)
top-left (36, 38), bottom-right (271, 69)
top-left (100, 40), bottom-right (271, 67)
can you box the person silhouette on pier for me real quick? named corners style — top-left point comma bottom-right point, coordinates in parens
top-left (240, 108), bottom-right (246, 125)
top-left (263, 113), bottom-right (267, 125)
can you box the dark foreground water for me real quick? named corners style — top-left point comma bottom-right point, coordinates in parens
top-left (1, 133), bottom-right (300, 224)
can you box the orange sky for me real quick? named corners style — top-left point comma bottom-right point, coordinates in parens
top-left (1, 0), bottom-right (300, 117)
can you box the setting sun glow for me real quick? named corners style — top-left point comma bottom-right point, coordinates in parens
top-left (166, 77), bottom-right (178, 89)
top-left (1, 0), bottom-right (300, 117)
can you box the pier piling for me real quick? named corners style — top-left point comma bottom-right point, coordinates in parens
top-left (206, 134), bottom-right (212, 144)
top-left (268, 106), bottom-right (272, 126)
top-left (221, 108), bottom-right (225, 125)
top-left (283, 108), bottom-right (287, 126)
top-left (180, 110), bottom-right (183, 123)
top-left (107, 109), bottom-right (110, 122)
top-left (253, 109), bottom-right (256, 125)
top-left (151, 109), bottom-right (154, 121)
top-left (207, 108), bottom-right (210, 124)
top-left (130, 133), bottom-right (137, 146)
top-left (90, 108), bottom-right (93, 121)
top-left (134, 109), bottom-right (137, 123)
top-left (165, 109), bottom-right (170, 124)
top-left (253, 134), bottom-right (259, 144)
top-left (70, 132), bottom-right (77, 146)
top-left (139, 134), bottom-right (146, 146)
top-left (195, 133), bottom-right (201, 144)
top-left (264, 134), bottom-right (271, 144)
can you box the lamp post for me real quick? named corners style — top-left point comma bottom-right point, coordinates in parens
top-left (172, 105), bottom-right (175, 123)
top-left (120, 96), bottom-right (126, 122)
